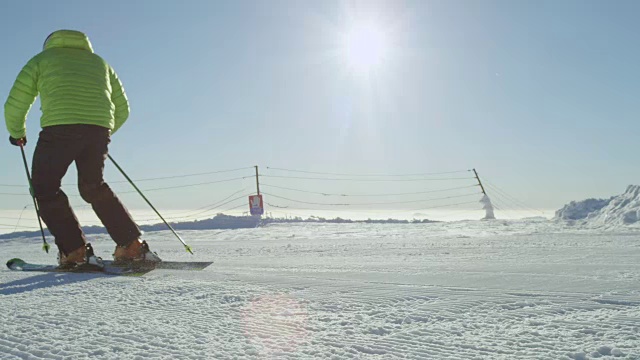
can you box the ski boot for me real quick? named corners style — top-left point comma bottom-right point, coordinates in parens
top-left (113, 239), bottom-right (162, 265)
top-left (58, 243), bottom-right (104, 270)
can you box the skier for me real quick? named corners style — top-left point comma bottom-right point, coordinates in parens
top-left (4, 30), bottom-right (160, 267)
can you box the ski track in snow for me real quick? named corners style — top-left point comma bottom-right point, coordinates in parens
top-left (1, 220), bottom-right (639, 359)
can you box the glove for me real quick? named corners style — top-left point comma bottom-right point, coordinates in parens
top-left (9, 136), bottom-right (26, 146)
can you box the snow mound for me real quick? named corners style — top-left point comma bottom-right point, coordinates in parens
top-left (555, 185), bottom-right (640, 228)
top-left (555, 198), bottom-right (613, 221)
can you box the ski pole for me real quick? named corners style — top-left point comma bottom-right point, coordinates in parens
top-left (18, 143), bottom-right (50, 253)
top-left (107, 154), bottom-right (193, 254)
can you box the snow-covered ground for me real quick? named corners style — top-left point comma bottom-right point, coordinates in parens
top-left (1, 219), bottom-right (639, 359)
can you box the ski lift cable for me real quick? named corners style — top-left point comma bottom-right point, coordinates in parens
top-left (0, 223), bottom-right (40, 229)
top-left (483, 189), bottom-right (524, 212)
top-left (483, 180), bottom-right (545, 214)
top-left (1, 176), bottom-right (251, 198)
top-left (143, 187), bottom-right (249, 220)
top-left (260, 183), bottom-right (479, 197)
top-left (392, 200), bottom-right (484, 213)
top-left (488, 196), bottom-right (519, 213)
top-left (0, 167), bottom-right (255, 188)
top-left (490, 199), bottom-right (533, 219)
top-left (135, 193), bottom-right (252, 222)
top-left (266, 202), bottom-right (288, 209)
top-left (118, 176), bottom-right (253, 193)
top-left (260, 175), bottom-right (475, 182)
top-left (482, 180), bottom-right (535, 208)
top-left (262, 203), bottom-right (418, 215)
top-left (489, 202), bottom-right (519, 219)
top-left (108, 166), bottom-right (255, 183)
top-left (484, 181), bottom-right (535, 209)
top-left (481, 183), bottom-right (533, 213)
top-left (168, 193), bottom-right (252, 220)
top-left (265, 167), bottom-right (472, 177)
top-left (266, 199), bottom-right (482, 214)
top-left (219, 202), bottom-right (249, 214)
top-left (261, 191), bottom-right (482, 207)
top-left (173, 187), bottom-right (248, 213)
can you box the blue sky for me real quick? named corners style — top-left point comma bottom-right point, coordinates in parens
top-left (1, 0), bottom-right (639, 218)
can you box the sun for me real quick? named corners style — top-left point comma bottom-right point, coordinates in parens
top-left (342, 21), bottom-right (389, 73)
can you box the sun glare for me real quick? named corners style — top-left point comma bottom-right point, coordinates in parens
top-left (342, 22), bottom-right (388, 73)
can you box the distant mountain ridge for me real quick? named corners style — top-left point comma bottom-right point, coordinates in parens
top-left (0, 213), bottom-right (437, 240)
top-left (555, 185), bottom-right (640, 228)
top-left (0, 214), bottom-right (261, 240)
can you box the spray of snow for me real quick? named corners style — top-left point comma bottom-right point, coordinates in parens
top-left (480, 194), bottom-right (496, 220)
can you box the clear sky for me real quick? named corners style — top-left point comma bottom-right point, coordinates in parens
top-left (1, 0), bottom-right (639, 221)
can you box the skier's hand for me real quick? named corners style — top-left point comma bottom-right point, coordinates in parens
top-left (9, 136), bottom-right (26, 146)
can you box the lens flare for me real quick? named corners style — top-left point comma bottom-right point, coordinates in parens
top-left (241, 294), bottom-right (310, 356)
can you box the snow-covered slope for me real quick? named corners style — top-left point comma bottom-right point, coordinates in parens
top-left (555, 198), bottom-right (613, 221)
top-left (1, 220), bottom-right (639, 359)
top-left (555, 185), bottom-right (640, 228)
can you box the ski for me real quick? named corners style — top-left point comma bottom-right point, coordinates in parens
top-left (6, 258), bottom-right (212, 276)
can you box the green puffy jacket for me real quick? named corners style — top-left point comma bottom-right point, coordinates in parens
top-left (4, 30), bottom-right (129, 139)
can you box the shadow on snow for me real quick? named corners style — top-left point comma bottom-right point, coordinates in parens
top-left (0, 272), bottom-right (105, 296)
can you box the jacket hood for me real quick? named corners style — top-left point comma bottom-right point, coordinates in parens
top-left (43, 30), bottom-right (94, 52)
